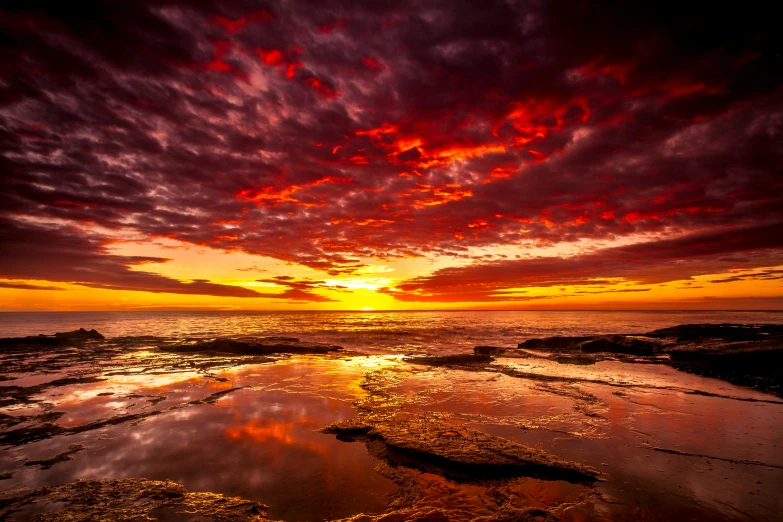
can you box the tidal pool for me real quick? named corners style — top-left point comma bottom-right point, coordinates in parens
top-left (0, 344), bottom-right (781, 521)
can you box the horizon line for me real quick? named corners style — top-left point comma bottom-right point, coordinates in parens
top-left (0, 309), bottom-right (781, 313)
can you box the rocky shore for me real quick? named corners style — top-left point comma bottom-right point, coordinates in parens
top-left (515, 323), bottom-right (783, 395)
top-left (0, 324), bottom-right (780, 520)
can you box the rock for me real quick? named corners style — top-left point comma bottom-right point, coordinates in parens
top-left (646, 323), bottom-right (781, 343)
top-left (54, 328), bottom-right (104, 340)
top-left (159, 337), bottom-right (342, 356)
top-left (518, 324), bottom-right (783, 395)
top-left (23, 444), bottom-right (85, 470)
top-left (580, 335), bottom-right (657, 356)
top-left (553, 355), bottom-right (597, 365)
top-left (0, 328), bottom-right (105, 348)
top-left (0, 478), bottom-right (275, 520)
top-left (403, 354), bottom-right (493, 367)
top-left (518, 336), bottom-right (592, 352)
top-left (668, 347), bottom-right (783, 393)
top-left (474, 346), bottom-right (506, 356)
top-left (322, 412), bottom-right (598, 484)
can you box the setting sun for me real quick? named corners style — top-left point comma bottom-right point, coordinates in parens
top-left (0, 3), bottom-right (781, 520)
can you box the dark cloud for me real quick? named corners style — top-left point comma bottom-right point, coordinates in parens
top-left (254, 276), bottom-right (337, 302)
top-left (0, 281), bottom-right (65, 291)
top-left (708, 269), bottom-right (783, 284)
top-left (384, 223), bottom-right (783, 302)
top-left (0, 219), bottom-right (326, 301)
top-left (0, 1), bottom-right (781, 295)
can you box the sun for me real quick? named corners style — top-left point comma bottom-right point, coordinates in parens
top-left (360, 306), bottom-right (375, 311)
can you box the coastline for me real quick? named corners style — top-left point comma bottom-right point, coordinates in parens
top-left (0, 323), bottom-right (781, 520)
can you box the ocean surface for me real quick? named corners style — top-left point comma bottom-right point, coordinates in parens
top-left (1, 310), bottom-right (781, 355)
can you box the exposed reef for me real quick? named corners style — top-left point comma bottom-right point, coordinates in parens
top-left (516, 323), bottom-right (783, 395)
top-left (474, 346), bottom-right (507, 356)
top-left (0, 329), bottom-right (104, 349)
top-left (403, 354), bottom-right (494, 367)
top-left (322, 412), bottom-right (599, 485)
top-left (159, 337), bottom-right (343, 355)
top-left (0, 325), bottom-right (780, 521)
top-left (0, 478), bottom-right (274, 521)
top-left (23, 444), bottom-right (85, 470)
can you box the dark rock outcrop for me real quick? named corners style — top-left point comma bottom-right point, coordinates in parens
top-left (553, 355), bottom-right (598, 365)
top-left (580, 335), bottom-right (657, 356)
top-left (403, 354), bottom-right (493, 367)
top-left (0, 478), bottom-right (273, 520)
top-left (0, 328), bottom-right (104, 348)
top-left (518, 324), bottom-right (783, 395)
top-left (518, 336), bottom-right (592, 352)
top-left (322, 412), bottom-right (599, 484)
top-left (474, 346), bottom-right (506, 356)
top-left (646, 323), bottom-right (778, 343)
top-left (159, 337), bottom-right (342, 356)
top-left (55, 328), bottom-right (104, 340)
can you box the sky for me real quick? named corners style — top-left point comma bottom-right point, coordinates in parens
top-left (0, 1), bottom-right (781, 311)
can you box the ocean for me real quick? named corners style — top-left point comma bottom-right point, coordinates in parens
top-left (1, 310), bottom-right (780, 354)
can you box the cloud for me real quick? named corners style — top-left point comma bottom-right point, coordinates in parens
top-left (0, 281), bottom-right (65, 291)
top-left (251, 275), bottom-right (337, 302)
top-left (708, 269), bottom-right (783, 284)
top-left (0, 219), bottom-right (325, 301)
top-left (0, 1), bottom-right (781, 292)
top-left (383, 223), bottom-right (783, 302)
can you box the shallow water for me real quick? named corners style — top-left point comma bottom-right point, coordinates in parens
top-left (1, 310), bottom-right (781, 354)
top-left (1, 348), bottom-right (780, 521)
top-left (1, 314), bottom-right (782, 520)
top-left (0, 358), bottom-right (398, 521)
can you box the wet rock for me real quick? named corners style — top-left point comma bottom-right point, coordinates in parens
top-left (517, 324), bottom-right (783, 394)
top-left (403, 354), bottom-right (494, 367)
top-left (668, 348), bottom-right (783, 393)
top-left (0, 478), bottom-right (275, 521)
top-left (580, 335), bottom-right (657, 356)
top-left (0, 387), bottom-right (244, 446)
top-left (160, 337), bottom-right (342, 356)
top-left (189, 387), bottom-right (244, 405)
top-left (0, 423), bottom-right (68, 445)
top-left (518, 336), bottom-right (592, 352)
top-left (489, 506), bottom-right (559, 522)
top-left (552, 355), bottom-right (598, 365)
top-left (0, 328), bottom-right (104, 349)
top-left (644, 324), bottom-right (783, 394)
top-left (55, 328), bottom-right (104, 341)
top-left (23, 444), bottom-right (85, 470)
top-left (474, 346), bottom-right (506, 356)
top-left (323, 412), bottom-right (599, 484)
top-left (0, 376), bottom-right (106, 407)
top-left (646, 323), bottom-right (782, 343)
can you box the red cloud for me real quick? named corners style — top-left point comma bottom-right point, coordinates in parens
top-left (211, 10), bottom-right (272, 34)
top-left (0, 1), bottom-right (780, 292)
top-left (384, 223), bottom-right (783, 302)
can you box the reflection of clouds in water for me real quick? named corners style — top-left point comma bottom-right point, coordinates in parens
top-left (2, 349), bottom-right (780, 521)
top-left (5, 362), bottom-right (398, 521)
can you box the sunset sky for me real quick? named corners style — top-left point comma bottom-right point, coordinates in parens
top-left (0, 1), bottom-right (781, 311)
